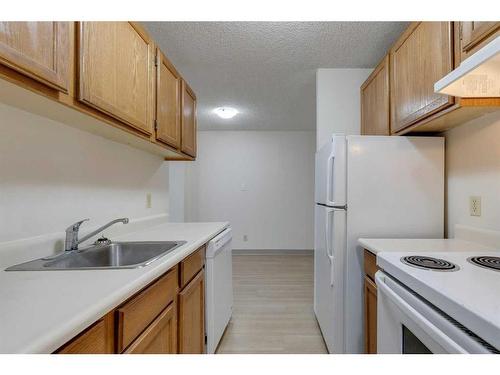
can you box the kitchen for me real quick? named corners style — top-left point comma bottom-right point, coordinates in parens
top-left (1, 1), bottom-right (500, 372)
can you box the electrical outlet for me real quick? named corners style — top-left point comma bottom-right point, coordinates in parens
top-left (243, 235), bottom-right (248, 242)
top-left (146, 193), bottom-right (152, 209)
top-left (470, 196), bottom-right (481, 217)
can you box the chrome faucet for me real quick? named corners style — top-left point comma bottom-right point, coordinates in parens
top-left (65, 218), bottom-right (129, 251)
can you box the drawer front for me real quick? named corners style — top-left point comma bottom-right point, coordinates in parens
top-left (364, 249), bottom-right (378, 281)
top-left (180, 245), bottom-right (205, 289)
top-left (125, 301), bottom-right (177, 354)
top-left (117, 267), bottom-right (178, 352)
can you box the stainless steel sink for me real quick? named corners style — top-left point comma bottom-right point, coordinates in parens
top-left (5, 241), bottom-right (186, 271)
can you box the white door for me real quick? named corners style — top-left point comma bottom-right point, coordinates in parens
top-left (315, 135), bottom-right (347, 206)
top-left (314, 204), bottom-right (346, 353)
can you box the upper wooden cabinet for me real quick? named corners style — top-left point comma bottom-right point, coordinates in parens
top-left (458, 22), bottom-right (500, 62)
top-left (0, 22), bottom-right (70, 92)
top-left (156, 49), bottom-right (181, 148)
top-left (390, 22), bottom-right (454, 133)
top-left (181, 80), bottom-right (197, 158)
top-left (78, 22), bottom-right (154, 136)
top-left (361, 54), bottom-right (390, 135)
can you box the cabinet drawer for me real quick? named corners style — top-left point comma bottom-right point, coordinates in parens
top-left (124, 301), bottom-right (177, 354)
top-left (364, 249), bottom-right (378, 281)
top-left (180, 246), bottom-right (205, 289)
top-left (117, 267), bottom-right (178, 352)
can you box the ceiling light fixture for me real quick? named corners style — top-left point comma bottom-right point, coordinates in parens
top-left (213, 107), bottom-right (238, 119)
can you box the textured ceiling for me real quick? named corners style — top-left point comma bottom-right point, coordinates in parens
top-left (143, 22), bottom-right (408, 131)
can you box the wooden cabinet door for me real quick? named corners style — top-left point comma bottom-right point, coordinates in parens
top-left (125, 302), bottom-right (177, 354)
top-left (78, 22), bottom-right (154, 135)
top-left (56, 314), bottom-right (114, 354)
top-left (459, 22), bottom-right (500, 61)
top-left (156, 49), bottom-right (181, 148)
top-left (364, 275), bottom-right (377, 354)
top-left (0, 22), bottom-right (70, 92)
top-left (361, 54), bottom-right (390, 135)
top-left (390, 22), bottom-right (454, 133)
top-left (178, 270), bottom-right (205, 353)
top-left (181, 80), bottom-right (197, 158)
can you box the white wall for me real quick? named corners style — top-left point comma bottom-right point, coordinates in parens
top-left (168, 162), bottom-right (187, 222)
top-left (0, 103), bottom-right (169, 243)
top-left (185, 131), bottom-right (316, 250)
top-left (316, 68), bottom-right (372, 150)
top-left (445, 111), bottom-right (500, 238)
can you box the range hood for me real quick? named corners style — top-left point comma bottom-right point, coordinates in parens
top-left (434, 36), bottom-right (500, 97)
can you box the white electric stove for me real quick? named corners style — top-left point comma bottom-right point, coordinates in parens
top-left (376, 251), bottom-right (500, 354)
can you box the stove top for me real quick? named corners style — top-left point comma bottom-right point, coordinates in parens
top-left (377, 251), bottom-right (500, 351)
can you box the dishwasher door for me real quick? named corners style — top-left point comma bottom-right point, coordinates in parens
top-left (205, 227), bottom-right (233, 354)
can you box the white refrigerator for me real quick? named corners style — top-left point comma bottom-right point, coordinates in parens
top-left (313, 135), bottom-right (444, 354)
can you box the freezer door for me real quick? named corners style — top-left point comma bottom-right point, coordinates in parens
top-left (314, 204), bottom-right (346, 353)
top-left (315, 135), bottom-right (347, 206)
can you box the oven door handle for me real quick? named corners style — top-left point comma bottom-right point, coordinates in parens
top-left (375, 272), bottom-right (467, 354)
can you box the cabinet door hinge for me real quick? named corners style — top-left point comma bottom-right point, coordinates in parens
top-left (205, 335), bottom-right (207, 344)
top-left (154, 54), bottom-right (158, 67)
top-left (154, 119), bottom-right (158, 131)
top-left (459, 22), bottom-right (463, 41)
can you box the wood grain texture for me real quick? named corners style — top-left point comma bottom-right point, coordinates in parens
top-left (179, 245), bottom-right (205, 289)
top-left (156, 49), bottom-right (181, 148)
top-left (178, 270), bottom-right (205, 354)
top-left (364, 276), bottom-right (377, 354)
top-left (117, 267), bottom-right (178, 352)
top-left (180, 79), bottom-right (197, 157)
top-left (364, 249), bottom-right (378, 281)
top-left (459, 21), bottom-right (500, 62)
top-left (78, 22), bottom-right (154, 135)
top-left (0, 22), bottom-right (70, 92)
top-left (124, 302), bottom-right (177, 354)
top-left (390, 22), bottom-right (454, 134)
top-left (361, 54), bottom-right (390, 135)
top-left (216, 254), bottom-right (327, 354)
top-left (56, 312), bottom-right (114, 354)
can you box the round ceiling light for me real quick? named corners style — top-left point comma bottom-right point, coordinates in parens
top-left (213, 107), bottom-right (238, 119)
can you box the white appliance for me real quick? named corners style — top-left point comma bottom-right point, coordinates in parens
top-left (205, 227), bottom-right (233, 354)
top-left (376, 252), bottom-right (500, 353)
top-left (434, 35), bottom-right (500, 97)
top-left (314, 135), bottom-right (444, 354)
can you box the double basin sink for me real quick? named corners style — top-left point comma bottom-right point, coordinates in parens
top-left (6, 241), bottom-right (186, 271)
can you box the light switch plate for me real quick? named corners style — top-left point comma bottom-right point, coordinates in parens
top-left (146, 193), bottom-right (152, 209)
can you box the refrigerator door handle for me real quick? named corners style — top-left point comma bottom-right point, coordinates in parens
top-left (326, 151), bottom-right (335, 206)
top-left (325, 207), bottom-right (335, 286)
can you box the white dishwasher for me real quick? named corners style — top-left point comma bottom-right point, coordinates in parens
top-left (205, 227), bottom-right (233, 354)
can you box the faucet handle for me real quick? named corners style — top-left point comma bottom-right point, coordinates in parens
top-left (66, 218), bottom-right (89, 232)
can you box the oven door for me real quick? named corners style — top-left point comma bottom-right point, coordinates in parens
top-left (375, 271), bottom-right (493, 354)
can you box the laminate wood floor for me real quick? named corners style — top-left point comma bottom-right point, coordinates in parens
top-left (216, 253), bottom-right (328, 354)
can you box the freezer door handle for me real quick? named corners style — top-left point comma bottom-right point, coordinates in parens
top-left (326, 151), bottom-right (335, 206)
top-left (325, 207), bottom-right (335, 286)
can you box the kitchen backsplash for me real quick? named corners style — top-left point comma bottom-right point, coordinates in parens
top-left (445, 110), bottom-right (500, 238)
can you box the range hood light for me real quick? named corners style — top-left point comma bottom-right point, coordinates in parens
top-left (434, 36), bottom-right (500, 97)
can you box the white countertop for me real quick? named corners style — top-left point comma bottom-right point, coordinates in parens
top-left (358, 238), bottom-right (495, 255)
top-left (0, 221), bottom-right (228, 353)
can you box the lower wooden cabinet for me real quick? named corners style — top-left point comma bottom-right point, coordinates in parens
top-left (125, 302), bottom-right (177, 354)
top-left (56, 313), bottom-right (114, 354)
top-left (54, 246), bottom-right (207, 354)
top-left (178, 270), bottom-right (205, 354)
top-left (364, 275), bottom-right (378, 354)
top-left (363, 249), bottom-right (378, 354)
